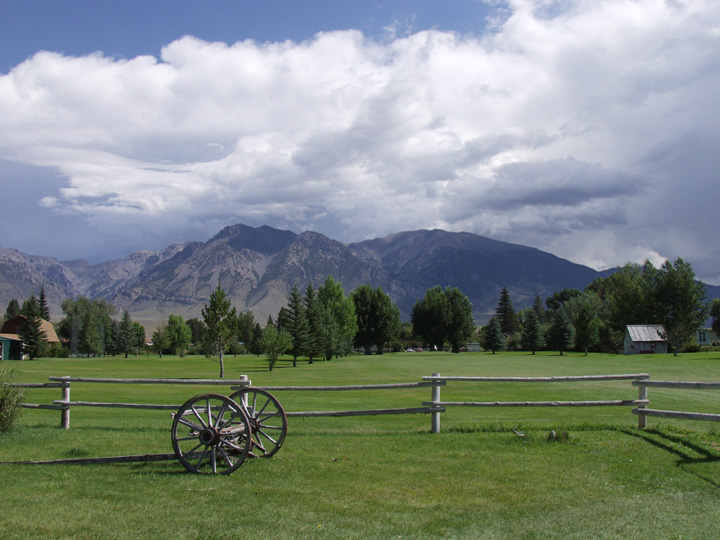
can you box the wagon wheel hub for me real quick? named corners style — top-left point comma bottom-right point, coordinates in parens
top-left (198, 427), bottom-right (220, 446)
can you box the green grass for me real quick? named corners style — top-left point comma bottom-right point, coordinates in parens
top-left (3, 351), bottom-right (720, 539)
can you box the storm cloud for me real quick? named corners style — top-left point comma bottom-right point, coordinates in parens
top-left (1, 0), bottom-right (719, 283)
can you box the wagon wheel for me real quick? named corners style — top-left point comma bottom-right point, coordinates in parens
top-left (171, 393), bottom-right (252, 474)
top-left (230, 388), bottom-right (287, 458)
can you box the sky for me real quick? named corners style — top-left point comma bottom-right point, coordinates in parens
top-left (1, 0), bottom-right (719, 284)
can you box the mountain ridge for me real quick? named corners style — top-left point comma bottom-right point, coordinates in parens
top-left (3, 225), bottom-right (716, 330)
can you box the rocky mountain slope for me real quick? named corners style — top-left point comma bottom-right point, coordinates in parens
top-left (5, 223), bottom-right (707, 329)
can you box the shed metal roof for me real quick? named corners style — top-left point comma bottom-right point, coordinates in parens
top-left (626, 325), bottom-right (665, 342)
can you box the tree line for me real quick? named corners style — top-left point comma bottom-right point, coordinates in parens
top-left (4, 257), bottom-right (717, 365)
top-left (480, 258), bottom-right (716, 356)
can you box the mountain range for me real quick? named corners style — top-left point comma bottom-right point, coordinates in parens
top-left (2, 224), bottom-right (717, 331)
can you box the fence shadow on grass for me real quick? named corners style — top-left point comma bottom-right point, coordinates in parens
top-left (619, 426), bottom-right (720, 489)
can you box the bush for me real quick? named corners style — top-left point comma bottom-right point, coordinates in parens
top-left (0, 369), bottom-right (24, 432)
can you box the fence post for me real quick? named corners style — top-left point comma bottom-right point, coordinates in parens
top-left (237, 375), bottom-right (250, 408)
top-left (60, 377), bottom-right (70, 430)
top-left (431, 373), bottom-right (441, 434)
top-left (637, 380), bottom-right (647, 429)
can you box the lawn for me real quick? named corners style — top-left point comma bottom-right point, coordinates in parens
top-left (2, 350), bottom-right (720, 539)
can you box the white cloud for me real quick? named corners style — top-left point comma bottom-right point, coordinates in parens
top-left (1, 0), bottom-right (719, 282)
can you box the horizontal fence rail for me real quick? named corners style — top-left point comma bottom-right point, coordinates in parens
top-left (48, 377), bottom-right (253, 385)
top-left (18, 372), bottom-right (719, 433)
top-left (422, 373), bottom-right (650, 432)
top-left (423, 374), bottom-right (650, 382)
top-left (232, 381), bottom-right (445, 419)
top-left (631, 379), bottom-right (720, 427)
top-left (23, 376), bottom-right (250, 429)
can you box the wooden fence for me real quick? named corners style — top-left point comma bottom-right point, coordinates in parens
top-left (632, 380), bottom-right (720, 427)
top-left (10, 373), bottom-right (660, 432)
top-left (422, 373), bottom-right (650, 432)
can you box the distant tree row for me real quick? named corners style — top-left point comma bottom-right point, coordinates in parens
top-left (480, 258), bottom-right (711, 355)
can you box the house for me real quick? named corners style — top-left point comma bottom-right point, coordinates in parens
top-left (0, 315), bottom-right (60, 344)
top-left (0, 315), bottom-right (60, 359)
top-left (0, 334), bottom-right (24, 360)
top-left (696, 328), bottom-right (719, 346)
top-left (624, 325), bottom-right (667, 355)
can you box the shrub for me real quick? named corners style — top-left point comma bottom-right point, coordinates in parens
top-left (0, 369), bottom-right (24, 432)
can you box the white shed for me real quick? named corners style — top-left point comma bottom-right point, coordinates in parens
top-left (624, 325), bottom-right (667, 355)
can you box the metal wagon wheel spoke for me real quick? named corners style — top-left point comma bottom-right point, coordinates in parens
top-left (171, 393), bottom-right (252, 475)
top-left (230, 388), bottom-right (287, 458)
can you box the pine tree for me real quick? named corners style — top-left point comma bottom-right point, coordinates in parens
top-left (19, 314), bottom-right (47, 359)
top-left (38, 285), bottom-right (50, 321)
top-left (304, 283), bottom-right (323, 363)
top-left (521, 309), bottom-right (544, 354)
top-left (285, 284), bottom-right (309, 366)
top-left (21, 295), bottom-right (40, 318)
top-left (548, 308), bottom-right (574, 355)
top-left (573, 297), bottom-right (600, 356)
top-left (532, 296), bottom-right (546, 324)
top-left (118, 310), bottom-right (135, 358)
top-left (482, 317), bottom-right (506, 354)
top-left (5, 299), bottom-right (21, 320)
top-left (495, 287), bottom-right (517, 335)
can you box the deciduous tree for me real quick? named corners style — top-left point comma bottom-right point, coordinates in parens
top-left (318, 276), bottom-right (357, 360)
top-left (202, 285), bottom-right (238, 378)
top-left (351, 284), bottom-right (400, 355)
top-left (654, 258), bottom-right (708, 355)
top-left (261, 325), bottom-right (293, 371)
top-left (167, 314), bottom-right (192, 356)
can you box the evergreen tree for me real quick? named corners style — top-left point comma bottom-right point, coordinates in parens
top-left (5, 299), bottom-right (21, 320)
top-left (532, 296), bottom-right (546, 324)
top-left (548, 308), bottom-right (574, 355)
top-left (276, 307), bottom-right (291, 332)
top-left (21, 295), bottom-right (40, 318)
top-left (58, 297), bottom-right (115, 356)
top-left (520, 309), bottom-right (544, 354)
top-left (285, 284), bottom-right (310, 366)
top-left (118, 310), bottom-right (135, 358)
top-left (573, 295), bottom-right (601, 355)
top-left (201, 285), bottom-right (238, 377)
top-left (19, 314), bottom-right (47, 359)
top-left (106, 320), bottom-right (120, 356)
top-left (303, 283), bottom-right (323, 363)
top-left (248, 322), bottom-right (263, 356)
top-left (495, 287), bottom-right (517, 335)
top-left (482, 317), bottom-right (506, 354)
top-left (38, 285), bottom-right (50, 321)
top-left (132, 322), bottom-right (146, 355)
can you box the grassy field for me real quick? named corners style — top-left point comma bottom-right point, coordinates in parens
top-left (3, 350), bottom-right (720, 539)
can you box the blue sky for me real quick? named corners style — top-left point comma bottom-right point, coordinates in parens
top-left (1, 0), bottom-right (719, 285)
